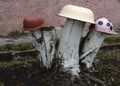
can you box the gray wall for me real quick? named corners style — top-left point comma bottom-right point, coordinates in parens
top-left (0, 0), bottom-right (120, 35)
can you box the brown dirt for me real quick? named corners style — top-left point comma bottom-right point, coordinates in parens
top-left (0, 57), bottom-right (120, 86)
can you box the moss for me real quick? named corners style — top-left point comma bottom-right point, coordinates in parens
top-left (97, 49), bottom-right (120, 59)
top-left (0, 82), bottom-right (4, 86)
top-left (0, 42), bottom-right (35, 52)
top-left (0, 56), bottom-right (37, 68)
top-left (7, 30), bottom-right (29, 39)
top-left (104, 36), bottom-right (120, 44)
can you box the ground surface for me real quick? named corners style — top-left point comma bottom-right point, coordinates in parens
top-left (0, 55), bottom-right (120, 86)
top-left (0, 36), bottom-right (32, 46)
top-left (0, 34), bottom-right (120, 86)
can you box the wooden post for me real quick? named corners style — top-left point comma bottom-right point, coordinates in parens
top-left (58, 18), bottom-right (85, 75)
top-left (57, 5), bottom-right (94, 76)
top-left (32, 27), bottom-right (58, 68)
top-left (79, 29), bottom-right (106, 68)
top-left (79, 18), bottom-right (117, 68)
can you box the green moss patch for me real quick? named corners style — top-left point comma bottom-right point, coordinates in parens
top-left (0, 42), bottom-right (35, 52)
top-left (7, 30), bottom-right (29, 39)
top-left (0, 56), bottom-right (37, 68)
top-left (97, 49), bottom-right (120, 59)
top-left (104, 36), bottom-right (120, 44)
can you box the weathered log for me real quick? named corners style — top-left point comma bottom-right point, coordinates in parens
top-left (32, 27), bottom-right (58, 68)
top-left (58, 18), bottom-right (85, 75)
top-left (80, 29), bottom-right (106, 68)
top-left (57, 5), bottom-right (95, 76)
top-left (79, 18), bottom-right (117, 68)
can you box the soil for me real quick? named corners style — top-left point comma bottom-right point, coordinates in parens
top-left (0, 57), bottom-right (120, 86)
top-left (0, 35), bottom-right (120, 86)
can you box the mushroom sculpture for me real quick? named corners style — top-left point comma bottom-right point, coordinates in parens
top-left (23, 13), bottom-right (58, 68)
top-left (80, 18), bottom-right (117, 68)
top-left (57, 5), bottom-right (94, 76)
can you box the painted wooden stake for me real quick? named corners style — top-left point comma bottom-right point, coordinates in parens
top-left (79, 18), bottom-right (117, 68)
top-left (58, 18), bottom-right (85, 75)
top-left (23, 13), bottom-right (58, 68)
top-left (57, 5), bottom-right (94, 76)
top-left (32, 27), bottom-right (58, 68)
top-left (80, 29), bottom-right (106, 68)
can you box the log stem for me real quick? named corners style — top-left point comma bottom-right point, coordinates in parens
top-left (58, 18), bottom-right (85, 76)
top-left (80, 29), bottom-right (106, 68)
top-left (31, 27), bottom-right (58, 68)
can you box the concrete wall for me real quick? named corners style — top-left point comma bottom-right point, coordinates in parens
top-left (0, 0), bottom-right (120, 35)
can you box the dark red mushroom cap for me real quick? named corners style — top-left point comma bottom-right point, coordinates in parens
top-left (23, 13), bottom-right (44, 31)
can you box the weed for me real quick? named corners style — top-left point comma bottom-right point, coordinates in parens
top-left (7, 30), bottom-right (28, 39)
top-left (0, 42), bottom-right (35, 52)
top-left (104, 36), bottom-right (120, 44)
top-left (0, 82), bottom-right (4, 86)
top-left (0, 56), bottom-right (37, 68)
top-left (97, 49), bottom-right (120, 59)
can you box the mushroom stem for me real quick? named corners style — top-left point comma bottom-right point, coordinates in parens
top-left (31, 27), bottom-right (58, 68)
top-left (80, 29), bottom-right (106, 68)
top-left (58, 18), bottom-right (85, 76)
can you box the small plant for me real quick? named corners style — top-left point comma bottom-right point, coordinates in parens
top-left (97, 49), bottom-right (120, 58)
top-left (0, 42), bottom-right (35, 52)
top-left (7, 30), bottom-right (28, 39)
top-left (0, 56), bottom-right (37, 68)
top-left (0, 82), bottom-right (4, 86)
top-left (104, 36), bottom-right (120, 44)
top-left (116, 28), bottom-right (120, 33)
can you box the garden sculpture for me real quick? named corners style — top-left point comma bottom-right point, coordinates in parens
top-left (23, 13), bottom-right (58, 68)
top-left (23, 5), bottom-right (117, 78)
top-left (79, 18), bottom-right (117, 68)
top-left (57, 5), bottom-right (94, 76)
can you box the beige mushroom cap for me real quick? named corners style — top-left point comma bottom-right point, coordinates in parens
top-left (58, 5), bottom-right (94, 24)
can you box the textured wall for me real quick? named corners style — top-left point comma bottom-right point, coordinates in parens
top-left (0, 0), bottom-right (120, 35)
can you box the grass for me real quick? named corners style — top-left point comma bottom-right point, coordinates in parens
top-left (0, 82), bottom-right (5, 86)
top-left (97, 49), bottom-right (120, 59)
top-left (0, 56), bottom-right (37, 68)
top-left (0, 36), bottom-right (119, 51)
top-left (0, 42), bottom-right (35, 52)
top-left (7, 30), bottom-right (29, 39)
top-left (116, 28), bottom-right (120, 33)
top-left (0, 48), bottom-right (119, 68)
top-left (104, 36), bottom-right (120, 44)
top-left (0, 46), bottom-right (119, 86)
top-left (0, 32), bottom-right (119, 86)
top-left (0, 49), bottom-right (119, 86)
top-left (0, 82), bottom-right (4, 86)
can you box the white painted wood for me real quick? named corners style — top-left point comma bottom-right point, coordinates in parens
top-left (58, 18), bottom-right (85, 76)
top-left (80, 29), bottom-right (106, 68)
top-left (31, 27), bottom-right (57, 68)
